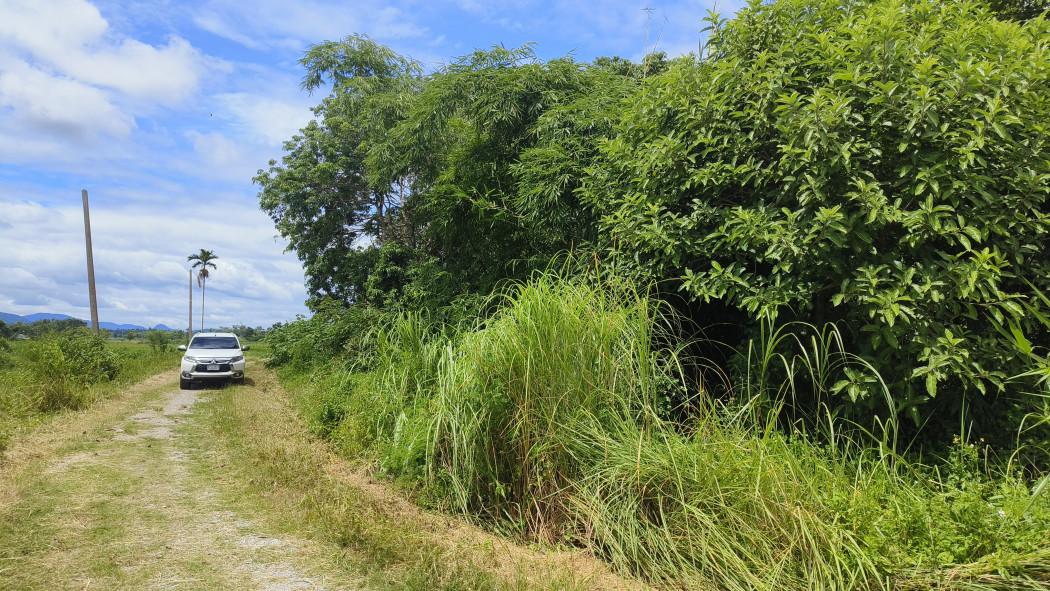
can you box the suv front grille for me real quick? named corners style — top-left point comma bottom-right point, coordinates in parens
top-left (195, 363), bottom-right (231, 372)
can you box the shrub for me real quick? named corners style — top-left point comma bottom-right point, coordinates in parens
top-left (266, 301), bottom-right (386, 370)
top-left (55, 330), bottom-right (119, 383)
top-left (146, 330), bottom-right (170, 352)
top-left (590, 0), bottom-right (1050, 437)
top-left (17, 330), bottom-right (119, 411)
top-left (0, 337), bottom-right (12, 369)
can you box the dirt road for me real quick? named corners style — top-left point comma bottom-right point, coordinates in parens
top-left (0, 375), bottom-right (359, 590)
top-left (0, 370), bottom-right (640, 591)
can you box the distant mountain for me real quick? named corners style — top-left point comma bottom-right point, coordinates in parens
top-left (0, 312), bottom-right (76, 324)
top-left (98, 321), bottom-right (147, 331)
top-left (0, 312), bottom-right (177, 332)
top-left (0, 312), bottom-right (77, 324)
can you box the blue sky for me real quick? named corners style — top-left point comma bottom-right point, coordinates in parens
top-left (0, 0), bottom-right (736, 329)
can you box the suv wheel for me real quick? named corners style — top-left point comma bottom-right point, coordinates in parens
top-left (180, 377), bottom-right (192, 390)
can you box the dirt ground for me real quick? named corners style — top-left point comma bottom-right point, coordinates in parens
top-left (0, 376), bottom-right (360, 590)
top-left (0, 369), bottom-right (643, 591)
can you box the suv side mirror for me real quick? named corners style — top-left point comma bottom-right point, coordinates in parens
top-left (241, 344), bottom-right (250, 351)
top-left (177, 345), bottom-right (186, 351)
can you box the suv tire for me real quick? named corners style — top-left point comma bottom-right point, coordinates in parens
top-left (180, 377), bottom-right (192, 390)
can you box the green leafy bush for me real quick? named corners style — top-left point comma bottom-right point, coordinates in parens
top-left (55, 330), bottom-right (119, 383)
top-left (590, 0), bottom-right (1050, 433)
top-left (266, 302), bottom-right (386, 370)
top-left (146, 330), bottom-right (170, 352)
top-left (17, 330), bottom-right (118, 411)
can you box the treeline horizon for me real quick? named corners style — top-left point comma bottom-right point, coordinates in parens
top-left (0, 319), bottom-right (270, 341)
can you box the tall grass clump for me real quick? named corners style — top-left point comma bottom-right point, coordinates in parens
top-left (422, 277), bottom-right (678, 538)
top-left (279, 275), bottom-right (1050, 591)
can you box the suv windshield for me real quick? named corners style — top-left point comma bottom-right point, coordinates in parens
top-left (189, 337), bottom-right (240, 350)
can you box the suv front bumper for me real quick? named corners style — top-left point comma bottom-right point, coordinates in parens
top-left (180, 359), bottom-right (246, 381)
top-left (181, 369), bottom-right (243, 380)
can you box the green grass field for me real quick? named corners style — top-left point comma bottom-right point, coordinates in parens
top-left (0, 335), bottom-right (178, 454)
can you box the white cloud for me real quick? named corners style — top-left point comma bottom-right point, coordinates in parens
top-left (0, 58), bottom-right (134, 138)
top-left (186, 130), bottom-right (245, 169)
top-left (0, 0), bottom-right (207, 104)
top-left (0, 0), bottom-right (221, 166)
top-left (214, 93), bottom-right (312, 145)
top-left (0, 194), bottom-right (308, 328)
top-left (63, 36), bottom-right (205, 104)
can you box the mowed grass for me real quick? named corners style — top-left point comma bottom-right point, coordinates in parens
top-left (0, 376), bottom-right (188, 589)
top-left (0, 361), bottom-right (359, 591)
top-left (0, 436), bottom-right (231, 589)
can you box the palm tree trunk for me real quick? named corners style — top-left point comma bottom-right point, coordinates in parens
top-left (201, 277), bottom-right (206, 332)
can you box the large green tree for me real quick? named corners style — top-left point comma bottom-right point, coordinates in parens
top-left (588, 0), bottom-right (1050, 431)
top-left (256, 35), bottom-right (423, 306)
top-left (258, 38), bottom-right (652, 309)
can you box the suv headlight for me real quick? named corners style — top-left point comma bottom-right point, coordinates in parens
top-left (183, 356), bottom-right (197, 363)
top-left (231, 355), bottom-right (244, 363)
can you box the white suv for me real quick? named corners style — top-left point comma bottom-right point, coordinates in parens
top-left (177, 332), bottom-right (248, 389)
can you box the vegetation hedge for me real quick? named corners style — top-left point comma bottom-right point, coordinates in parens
top-left (269, 276), bottom-right (1050, 590)
top-left (260, 2), bottom-right (1050, 587)
top-left (258, 0), bottom-right (1050, 444)
top-left (589, 0), bottom-right (1050, 434)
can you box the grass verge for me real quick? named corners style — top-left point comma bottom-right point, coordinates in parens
top-left (195, 367), bottom-right (647, 591)
top-left (275, 276), bottom-right (1050, 591)
top-left (0, 337), bottom-right (179, 454)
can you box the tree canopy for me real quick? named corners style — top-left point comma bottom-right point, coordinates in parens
top-left (258, 0), bottom-right (1050, 442)
top-left (591, 0), bottom-right (1050, 429)
top-left (257, 40), bottom-right (663, 309)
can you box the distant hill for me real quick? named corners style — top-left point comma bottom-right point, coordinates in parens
top-left (98, 321), bottom-right (147, 331)
top-left (0, 312), bottom-right (76, 324)
top-left (0, 312), bottom-right (177, 332)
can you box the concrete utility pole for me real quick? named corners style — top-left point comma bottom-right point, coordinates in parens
top-left (188, 269), bottom-right (193, 339)
top-left (81, 189), bottom-right (100, 334)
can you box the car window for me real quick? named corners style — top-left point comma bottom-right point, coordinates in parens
top-left (189, 337), bottom-right (240, 349)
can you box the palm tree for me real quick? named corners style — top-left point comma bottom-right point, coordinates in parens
top-left (187, 249), bottom-right (218, 332)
